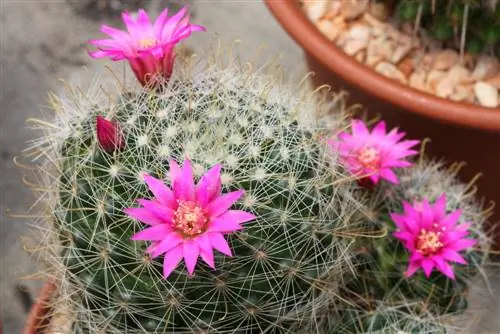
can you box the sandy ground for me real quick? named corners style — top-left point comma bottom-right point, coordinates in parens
top-left (0, 0), bottom-right (498, 333)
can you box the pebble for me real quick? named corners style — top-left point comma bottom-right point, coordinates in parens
top-left (397, 56), bottom-right (414, 78)
top-left (366, 36), bottom-right (392, 66)
top-left (409, 70), bottom-right (428, 92)
top-left (304, 0), bottom-right (329, 21)
top-left (340, 0), bottom-right (369, 20)
top-left (474, 82), bottom-right (499, 108)
top-left (450, 85), bottom-right (474, 103)
top-left (471, 56), bottom-right (500, 81)
top-left (485, 74), bottom-right (500, 89)
top-left (391, 41), bottom-right (413, 64)
top-left (317, 19), bottom-right (342, 41)
top-left (375, 62), bottom-right (407, 84)
top-left (432, 50), bottom-right (459, 71)
top-left (305, 0), bottom-right (500, 108)
top-left (339, 24), bottom-right (370, 56)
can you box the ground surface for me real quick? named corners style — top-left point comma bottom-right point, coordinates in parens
top-left (0, 1), bottom-right (498, 333)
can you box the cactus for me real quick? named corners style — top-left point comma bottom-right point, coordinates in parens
top-left (22, 51), bottom-right (379, 333)
top-left (327, 157), bottom-right (490, 333)
top-left (390, 0), bottom-right (500, 55)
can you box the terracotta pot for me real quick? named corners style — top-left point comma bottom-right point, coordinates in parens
top-left (265, 0), bottom-right (500, 245)
top-left (23, 282), bottom-right (56, 334)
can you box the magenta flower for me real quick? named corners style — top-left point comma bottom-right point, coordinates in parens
top-left (392, 194), bottom-right (477, 280)
top-left (88, 7), bottom-right (205, 87)
top-left (329, 120), bottom-right (420, 185)
top-left (125, 160), bottom-right (256, 278)
top-left (96, 116), bottom-right (125, 153)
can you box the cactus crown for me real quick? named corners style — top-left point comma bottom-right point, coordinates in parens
top-left (23, 52), bottom-right (376, 333)
top-left (390, 0), bottom-right (500, 54)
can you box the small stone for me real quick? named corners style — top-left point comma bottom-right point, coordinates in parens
top-left (450, 85), bottom-right (474, 103)
top-left (340, 0), bottom-right (369, 20)
top-left (362, 12), bottom-right (386, 29)
top-left (368, 2), bottom-right (390, 21)
top-left (471, 56), bottom-right (500, 81)
top-left (409, 71), bottom-right (427, 92)
top-left (366, 36), bottom-right (393, 66)
top-left (485, 74), bottom-right (500, 89)
top-left (317, 18), bottom-right (344, 41)
top-left (339, 24), bottom-right (371, 56)
top-left (397, 56), bottom-right (414, 78)
top-left (433, 50), bottom-right (459, 71)
top-left (375, 62), bottom-right (407, 84)
top-left (323, 0), bottom-right (343, 20)
top-left (391, 41), bottom-right (413, 64)
top-left (304, 0), bottom-right (329, 21)
top-left (474, 82), bottom-right (499, 108)
top-left (426, 70), bottom-right (447, 92)
top-left (355, 50), bottom-right (366, 63)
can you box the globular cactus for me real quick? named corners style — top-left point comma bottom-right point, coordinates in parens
top-left (328, 157), bottom-right (490, 333)
top-left (390, 0), bottom-right (500, 54)
top-left (24, 52), bottom-right (375, 333)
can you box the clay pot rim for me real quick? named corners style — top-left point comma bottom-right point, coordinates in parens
top-left (23, 282), bottom-right (56, 334)
top-left (264, 0), bottom-right (500, 132)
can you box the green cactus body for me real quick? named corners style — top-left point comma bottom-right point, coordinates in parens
top-left (329, 159), bottom-right (489, 334)
top-left (30, 58), bottom-right (369, 333)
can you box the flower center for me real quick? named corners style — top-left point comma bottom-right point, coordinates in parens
top-left (137, 38), bottom-right (158, 50)
top-left (174, 200), bottom-right (208, 237)
top-left (358, 146), bottom-right (381, 170)
top-left (416, 229), bottom-right (443, 256)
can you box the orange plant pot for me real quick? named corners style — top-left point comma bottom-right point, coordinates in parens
top-left (23, 282), bottom-right (56, 334)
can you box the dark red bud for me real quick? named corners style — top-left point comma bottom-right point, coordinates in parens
top-left (96, 115), bottom-right (125, 153)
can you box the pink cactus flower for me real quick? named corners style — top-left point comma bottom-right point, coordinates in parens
top-left (88, 7), bottom-right (205, 87)
top-left (392, 194), bottom-right (477, 280)
top-left (96, 116), bottom-right (125, 153)
top-left (329, 119), bottom-right (420, 185)
top-left (125, 160), bottom-right (256, 278)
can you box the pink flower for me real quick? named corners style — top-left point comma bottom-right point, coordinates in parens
top-left (125, 160), bottom-right (256, 278)
top-left (96, 116), bottom-right (125, 153)
top-left (88, 7), bottom-right (205, 87)
top-left (329, 120), bottom-right (420, 185)
top-left (392, 194), bottom-right (477, 280)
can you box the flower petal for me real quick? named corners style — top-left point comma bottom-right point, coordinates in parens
top-left (371, 121), bottom-right (386, 137)
top-left (206, 190), bottom-right (245, 218)
top-left (124, 207), bottom-right (162, 225)
top-left (199, 248), bottom-right (215, 269)
top-left (208, 210), bottom-right (256, 233)
top-left (405, 261), bottom-right (421, 278)
top-left (131, 224), bottom-right (171, 241)
top-left (163, 245), bottom-right (183, 278)
top-left (137, 199), bottom-right (174, 222)
top-left (196, 164), bottom-right (222, 206)
top-left (148, 233), bottom-right (184, 258)
top-left (441, 209), bottom-right (462, 229)
top-left (183, 240), bottom-right (200, 275)
top-left (433, 193), bottom-right (447, 221)
top-left (351, 119), bottom-right (369, 137)
top-left (177, 159), bottom-right (195, 201)
top-left (440, 249), bottom-right (467, 265)
top-left (421, 258), bottom-right (435, 278)
top-left (448, 238), bottom-right (477, 252)
top-left (209, 232), bottom-right (232, 257)
top-left (433, 256), bottom-right (455, 280)
top-left (143, 174), bottom-right (175, 207)
top-left (153, 8), bottom-right (169, 34)
top-left (379, 168), bottom-right (399, 184)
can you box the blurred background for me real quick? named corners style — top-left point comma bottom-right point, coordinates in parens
top-left (0, 1), bottom-right (499, 333)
